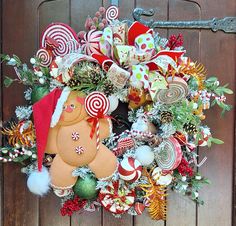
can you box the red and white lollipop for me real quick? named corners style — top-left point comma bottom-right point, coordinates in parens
top-left (85, 92), bottom-right (110, 150)
top-left (118, 157), bottom-right (142, 182)
top-left (36, 48), bottom-right (53, 67)
top-left (41, 23), bottom-right (80, 57)
top-left (105, 5), bottom-right (119, 23)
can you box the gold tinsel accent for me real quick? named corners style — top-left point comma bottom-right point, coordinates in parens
top-left (140, 169), bottom-right (167, 220)
top-left (2, 121), bottom-right (35, 147)
top-left (178, 60), bottom-right (207, 90)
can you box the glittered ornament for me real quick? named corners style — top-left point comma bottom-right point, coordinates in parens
top-left (160, 111), bottom-right (173, 123)
top-left (31, 86), bottom-right (50, 104)
top-left (135, 145), bottom-right (154, 166)
top-left (73, 175), bottom-right (98, 200)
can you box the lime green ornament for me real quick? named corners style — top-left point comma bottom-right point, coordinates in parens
top-left (73, 175), bottom-right (98, 200)
top-left (31, 86), bottom-right (49, 103)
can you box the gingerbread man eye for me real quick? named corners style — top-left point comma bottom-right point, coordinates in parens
top-left (70, 104), bottom-right (76, 109)
top-left (63, 105), bottom-right (66, 110)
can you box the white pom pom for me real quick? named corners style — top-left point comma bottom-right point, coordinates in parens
top-left (135, 145), bottom-right (154, 166)
top-left (27, 166), bottom-right (51, 196)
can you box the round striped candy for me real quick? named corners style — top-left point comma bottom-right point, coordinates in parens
top-left (155, 77), bottom-right (188, 104)
top-left (41, 23), bottom-right (79, 57)
top-left (36, 48), bottom-right (52, 67)
top-left (99, 180), bottom-right (135, 214)
top-left (118, 157), bottom-right (142, 182)
top-left (85, 92), bottom-right (109, 117)
top-left (81, 29), bottom-right (103, 55)
top-left (155, 137), bottom-right (182, 171)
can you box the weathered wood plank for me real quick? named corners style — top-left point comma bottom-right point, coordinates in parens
top-left (71, 0), bottom-right (103, 35)
top-left (2, 0), bottom-right (41, 225)
top-left (0, 0), bottom-right (3, 224)
top-left (166, 1), bottom-right (200, 226)
top-left (72, 210), bottom-right (102, 226)
top-left (37, 1), bottom-right (71, 225)
top-left (198, 32), bottom-right (235, 226)
top-left (39, 193), bottom-right (70, 226)
top-left (198, 0), bottom-right (235, 225)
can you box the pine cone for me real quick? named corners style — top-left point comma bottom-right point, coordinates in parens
top-left (89, 71), bottom-right (102, 85)
top-left (160, 111), bottom-right (173, 123)
top-left (67, 77), bottom-right (80, 88)
top-left (183, 123), bottom-right (197, 135)
top-left (103, 80), bottom-right (115, 96)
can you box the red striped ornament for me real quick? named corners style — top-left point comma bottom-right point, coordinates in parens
top-left (134, 202), bottom-right (145, 215)
top-left (81, 29), bottom-right (103, 55)
top-left (118, 157), bottom-right (142, 182)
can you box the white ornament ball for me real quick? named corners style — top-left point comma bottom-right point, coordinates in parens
top-left (152, 167), bottom-right (172, 186)
top-left (108, 95), bottom-right (119, 113)
top-left (30, 58), bottom-right (36, 64)
top-left (135, 145), bottom-right (154, 166)
top-left (118, 157), bottom-right (142, 182)
top-left (39, 77), bottom-right (45, 84)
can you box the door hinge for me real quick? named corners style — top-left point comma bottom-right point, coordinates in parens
top-left (132, 8), bottom-right (236, 33)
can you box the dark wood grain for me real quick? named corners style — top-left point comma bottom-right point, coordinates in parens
top-left (71, 0), bottom-right (103, 35)
top-left (197, 0), bottom-right (236, 226)
top-left (2, 0), bottom-right (40, 225)
top-left (72, 210), bottom-right (102, 226)
top-left (0, 0), bottom-right (3, 224)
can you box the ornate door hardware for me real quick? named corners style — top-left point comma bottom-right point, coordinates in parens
top-left (132, 8), bottom-right (236, 34)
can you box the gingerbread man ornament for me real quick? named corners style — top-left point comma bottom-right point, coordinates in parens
top-left (33, 88), bottom-right (117, 190)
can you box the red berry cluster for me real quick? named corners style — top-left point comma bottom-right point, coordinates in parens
top-left (80, 7), bottom-right (108, 35)
top-left (166, 34), bottom-right (184, 50)
top-left (177, 158), bottom-right (194, 177)
top-left (60, 196), bottom-right (87, 216)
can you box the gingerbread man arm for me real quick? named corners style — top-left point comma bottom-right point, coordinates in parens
top-left (45, 125), bottom-right (60, 154)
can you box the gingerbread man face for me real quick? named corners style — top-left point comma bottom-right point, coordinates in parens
top-left (57, 92), bottom-right (87, 126)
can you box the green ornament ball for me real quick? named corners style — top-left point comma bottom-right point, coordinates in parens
top-left (73, 175), bottom-right (98, 200)
top-left (31, 86), bottom-right (49, 103)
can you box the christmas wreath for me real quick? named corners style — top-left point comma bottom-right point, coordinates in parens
top-left (0, 5), bottom-right (233, 220)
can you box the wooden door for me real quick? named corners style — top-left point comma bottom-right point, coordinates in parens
top-left (0, 0), bottom-right (235, 226)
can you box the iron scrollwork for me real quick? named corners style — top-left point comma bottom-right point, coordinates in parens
top-left (132, 8), bottom-right (236, 33)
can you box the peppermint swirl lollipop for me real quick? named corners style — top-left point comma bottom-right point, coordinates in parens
top-left (41, 23), bottom-right (79, 57)
top-left (85, 92), bottom-right (110, 151)
top-left (36, 48), bottom-right (52, 67)
top-left (155, 77), bottom-right (188, 104)
top-left (85, 92), bottom-right (109, 117)
top-left (155, 137), bottom-right (182, 171)
top-left (105, 5), bottom-right (119, 23)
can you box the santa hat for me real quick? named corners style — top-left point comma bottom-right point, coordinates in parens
top-left (32, 87), bottom-right (71, 172)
